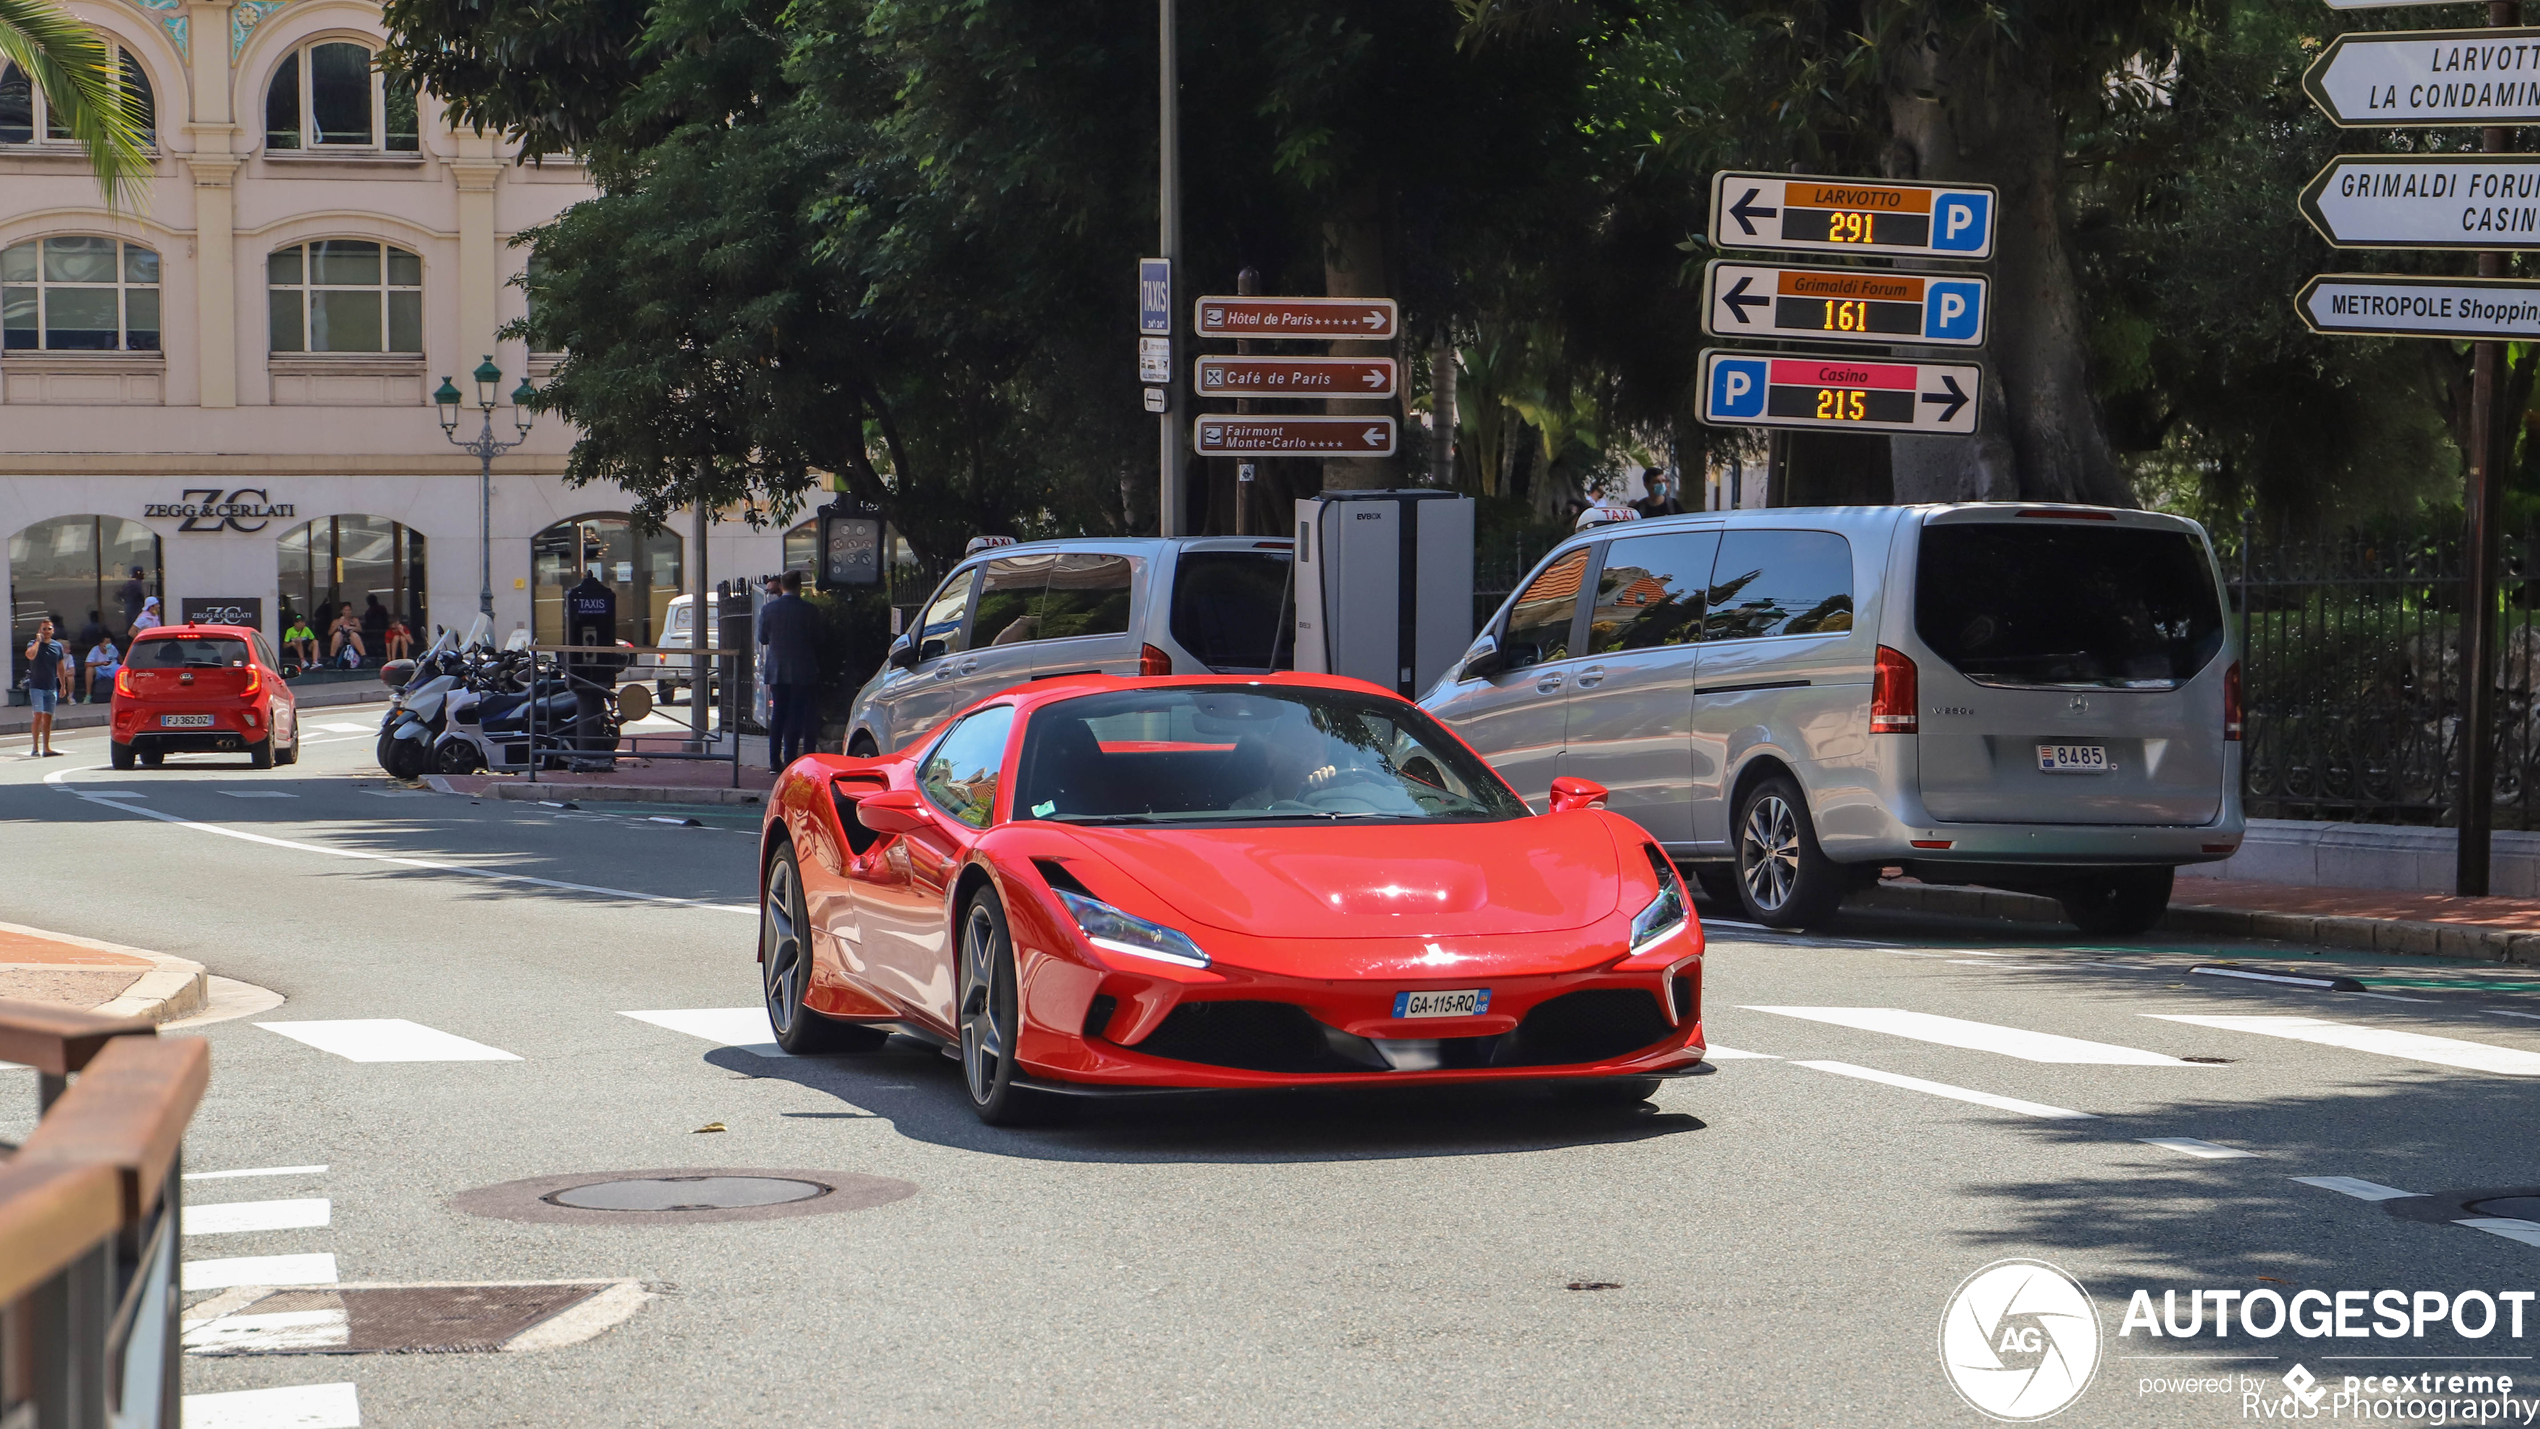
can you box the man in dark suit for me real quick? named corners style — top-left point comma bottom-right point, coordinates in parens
top-left (758, 570), bottom-right (822, 771)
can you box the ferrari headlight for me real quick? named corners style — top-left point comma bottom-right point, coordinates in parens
top-left (1054, 887), bottom-right (1210, 969)
top-left (1630, 846), bottom-right (1689, 952)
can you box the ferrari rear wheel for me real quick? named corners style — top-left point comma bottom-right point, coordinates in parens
top-left (761, 845), bottom-right (886, 1056)
top-left (958, 887), bottom-right (1045, 1126)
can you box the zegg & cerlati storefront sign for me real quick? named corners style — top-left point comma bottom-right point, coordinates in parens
top-left (141, 488), bottom-right (297, 533)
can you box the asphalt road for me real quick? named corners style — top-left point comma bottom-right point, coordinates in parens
top-left (8, 719), bottom-right (2540, 1428)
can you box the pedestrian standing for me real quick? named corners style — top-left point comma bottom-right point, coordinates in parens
top-left (22, 618), bottom-right (67, 756)
top-left (84, 635), bottom-right (119, 704)
top-left (758, 570), bottom-right (822, 772)
top-left (132, 596), bottom-right (161, 635)
top-left (114, 567), bottom-right (146, 633)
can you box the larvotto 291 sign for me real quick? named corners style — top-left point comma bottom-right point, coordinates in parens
top-left (144, 488), bottom-right (296, 533)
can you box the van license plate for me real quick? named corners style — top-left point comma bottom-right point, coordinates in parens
top-left (160, 714), bottom-right (213, 728)
top-left (2037, 743), bottom-right (2111, 773)
top-left (1394, 988), bottom-right (1491, 1019)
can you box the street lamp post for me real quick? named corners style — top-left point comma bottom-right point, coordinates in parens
top-left (434, 356), bottom-right (537, 631)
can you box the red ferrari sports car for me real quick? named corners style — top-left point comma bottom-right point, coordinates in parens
top-left (757, 673), bottom-right (1706, 1123)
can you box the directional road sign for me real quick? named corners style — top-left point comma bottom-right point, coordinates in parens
top-left (1193, 296), bottom-right (1398, 340)
top-left (1702, 261), bottom-right (1987, 347)
top-left (1192, 416), bottom-right (1397, 457)
top-left (1698, 349), bottom-right (1981, 435)
top-left (2304, 27), bottom-right (2540, 127)
top-left (1708, 172), bottom-right (1996, 260)
top-left (1193, 356), bottom-right (1396, 399)
top-left (2299, 154), bottom-right (2540, 249)
top-left (2297, 274), bottom-right (2540, 342)
top-left (1139, 259), bottom-right (1171, 336)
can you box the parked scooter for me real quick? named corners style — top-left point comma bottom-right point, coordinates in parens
top-left (429, 658), bottom-right (628, 775)
top-left (376, 621), bottom-right (481, 780)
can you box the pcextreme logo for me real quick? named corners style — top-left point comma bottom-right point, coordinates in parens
top-left (1941, 1259), bottom-right (2104, 1421)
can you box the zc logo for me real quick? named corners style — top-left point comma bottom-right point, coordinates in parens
top-left (144, 488), bottom-right (296, 533)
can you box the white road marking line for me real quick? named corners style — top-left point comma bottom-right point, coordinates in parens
top-left (1796, 1060), bottom-right (2096, 1118)
top-left (2458, 1218), bottom-right (2540, 1247)
top-left (181, 1381), bottom-right (360, 1429)
top-left (315, 722), bottom-right (376, 733)
top-left (621, 1008), bottom-right (788, 1058)
top-left (1745, 1005), bottom-right (2206, 1065)
top-left (1700, 1044), bottom-right (1781, 1060)
top-left (358, 790), bottom-right (428, 798)
top-left (2148, 1014), bottom-right (2540, 1076)
top-left (2192, 965), bottom-right (2355, 990)
top-left (183, 1254), bottom-right (340, 1291)
top-left (257, 1019), bottom-right (521, 1063)
top-left (1886, 950), bottom-right (1949, 958)
top-left (41, 765), bottom-right (752, 915)
top-left (1700, 918), bottom-right (1767, 931)
top-left (185, 1308), bottom-right (350, 1355)
top-left (186, 1165), bottom-right (327, 1181)
top-left (2490, 1010), bottom-right (2540, 1020)
top-left (2352, 992), bottom-right (2441, 1004)
top-left (2140, 1137), bottom-right (2258, 1160)
top-left (217, 791), bottom-right (298, 799)
top-left (184, 1199), bottom-right (331, 1235)
top-left (1947, 959), bottom-right (2045, 969)
top-left (2293, 1175), bottom-right (2422, 1202)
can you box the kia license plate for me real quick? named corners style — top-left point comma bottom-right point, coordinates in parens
top-left (160, 713), bottom-right (214, 728)
top-left (2036, 743), bottom-right (2111, 773)
top-left (1394, 988), bottom-right (1491, 1019)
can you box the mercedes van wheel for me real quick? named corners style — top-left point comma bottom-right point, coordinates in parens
top-left (2058, 868), bottom-right (2174, 938)
top-left (1734, 775), bottom-right (1843, 928)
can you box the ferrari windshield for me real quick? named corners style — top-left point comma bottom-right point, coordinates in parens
top-left (1014, 686), bottom-right (1528, 825)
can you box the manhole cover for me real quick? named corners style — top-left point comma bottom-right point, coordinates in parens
top-left (451, 1167), bottom-right (917, 1225)
top-left (546, 1176), bottom-right (828, 1211)
top-left (2469, 1195), bottom-right (2540, 1220)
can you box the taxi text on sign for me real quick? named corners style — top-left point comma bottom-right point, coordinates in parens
top-left (1138, 259), bottom-right (1171, 337)
top-left (2297, 274), bottom-right (2540, 343)
top-left (1697, 349), bottom-right (1981, 435)
top-left (1701, 260), bottom-right (1987, 347)
top-left (1706, 172), bottom-right (1996, 260)
top-left (2298, 154), bottom-right (2540, 249)
top-left (2303, 27), bottom-right (2540, 128)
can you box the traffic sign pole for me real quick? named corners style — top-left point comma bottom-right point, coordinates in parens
top-left (1156, 0), bottom-right (1184, 539)
top-left (2462, 0), bottom-right (2521, 897)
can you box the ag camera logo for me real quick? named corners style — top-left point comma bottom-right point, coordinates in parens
top-left (1940, 1259), bottom-right (2102, 1421)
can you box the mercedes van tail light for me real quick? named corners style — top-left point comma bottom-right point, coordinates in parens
top-left (1139, 644), bottom-right (1172, 677)
top-left (1871, 646), bottom-right (1918, 734)
top-left (2224, 661), bottom-right (2242, 741)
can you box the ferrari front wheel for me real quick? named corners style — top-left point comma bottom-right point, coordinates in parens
top-left (761, 845), bottom-right (885, 1056)
top-left (958, 887), bottom-right (1045, 1126)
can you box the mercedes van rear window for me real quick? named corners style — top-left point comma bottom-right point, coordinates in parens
top-left (1915, 522), bottom-right (2224, 688)
top-left (1170, 551), bottom-right (1293, 672)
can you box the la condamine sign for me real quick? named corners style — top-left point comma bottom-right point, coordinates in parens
top-left (143, 488), bottom-right (296, 533)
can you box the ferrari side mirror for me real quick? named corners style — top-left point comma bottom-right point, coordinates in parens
top-left (853, 787), bottom-right (933, 835)
top-left (1547, 776), bottom-right (1609, 813)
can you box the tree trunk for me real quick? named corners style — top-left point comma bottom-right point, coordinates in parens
top-left (1883, 21), bottom-right (2133, 507)
top-left (1431, 327), bottom-right (1458, 489)
top-left (1320, 184), bottom-right (1401, 491)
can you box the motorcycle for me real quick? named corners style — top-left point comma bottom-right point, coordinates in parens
top-left (429, 647), bottom-right (636, 775)
top-left (376, 620), bottom-right (486, 780)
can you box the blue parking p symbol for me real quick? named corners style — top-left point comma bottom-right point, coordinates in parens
top-left (1924, 281), bottom-right (1982, 342)
top-left (1933, 192), bottom-right (1990, 253)
top-left (1709, 358), bottom-right (1767, 419)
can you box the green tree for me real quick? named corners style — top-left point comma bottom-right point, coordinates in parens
top-left (1, 0), bottom-right (152, 204)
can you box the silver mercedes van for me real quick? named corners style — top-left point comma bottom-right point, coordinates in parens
top-left (846, 536), bottom-right (1294, 756)
top-left (1420, 504), bottom-right (2241, 933)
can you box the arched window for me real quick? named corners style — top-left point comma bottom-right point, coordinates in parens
top-left (264, 40), bottom-right (416, 152)
top-left (1, 237), bottom-right (160, 351)
top-left (268, 240), bottom-right (421, 353)
top-left (531, 515), bottom-right (681, 646)
top-left (0, 49), bottom-right (155, 147)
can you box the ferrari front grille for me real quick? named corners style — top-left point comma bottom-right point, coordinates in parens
top-left (1494, 989), bottom-right (1674, 1067)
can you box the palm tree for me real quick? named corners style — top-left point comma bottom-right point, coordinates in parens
top-left (0, 0), bottom-right (152, 207)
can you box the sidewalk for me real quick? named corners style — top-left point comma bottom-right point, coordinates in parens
top-left (0, 920), bottom-right (207, 1022)
top-left (0, 680), bottom-right (388, 736)
top-left (1861, 876), bottom-right (2540, 965)
top-left (427, 746), bottom-right (777, 806)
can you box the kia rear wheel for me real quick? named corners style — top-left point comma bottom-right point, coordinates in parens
top-left (1734, 775), bottom-right (1842, 929)
top-left (109, 741), bottom-right (135, 771)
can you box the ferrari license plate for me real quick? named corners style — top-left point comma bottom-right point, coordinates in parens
top-left (159, 714), bottom-right (214, 728)
top-left (1393, 988), bottom-right (1491, 1019)
top-left (2036, 743), bottom-right (2111, 773)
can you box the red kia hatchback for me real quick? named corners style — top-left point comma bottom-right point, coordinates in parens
top-left (110, 624), bottom-right (301, 770)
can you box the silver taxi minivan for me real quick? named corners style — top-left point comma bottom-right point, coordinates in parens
top-left (1422, 504), bottom-right (2241, 933)
top-left (846, 535), bottom-right (1294, 756)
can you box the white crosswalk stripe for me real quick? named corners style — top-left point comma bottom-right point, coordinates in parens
top-left (2458, 1218), bottom-right (2540, 1247)
top-left (185, 1165), bottom-right (328, 1182)
top-left (181, 1381), bottom-right (360, 1428)
top-left (1701, 1044), bottom-right (1780, 1060)
top-left (1793, 1060), bottom-right (2097, 1119)
top-left (2293, 1176), bottom-right (2420, 1202)
top-left (185, 1199), bottom-right (330, 1235)
top-left (2140, 1137), bottom-right (2257, 1160)
top-left (621, 1008), bottom-right (787, 1058)
top-left (183, 1253), bottom-right (339, 1291)
top-left (1745, 1006), bottom-right (2206, 1065)
top-left (256, 1019), bottom-right (521, 1062)
top-left (2148, 1015), bottom-right (2540, 1076)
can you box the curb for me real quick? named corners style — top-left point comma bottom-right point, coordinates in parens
top-left (0, 918), bottom-right (209, 1023)
top-left (423, 774), bottom-right (763, 807)
top-left (0, 682), bottom-right (386, 736)
top-left (1853, 883), bottom-right (2540, 967)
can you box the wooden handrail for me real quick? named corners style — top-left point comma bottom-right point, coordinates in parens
top-left (0, 1163), bottom-right (120, 1305)
top-left (15, 1037), bottom-right (208, 1225)
top-left (0, 999), bottom-right (153, 1078)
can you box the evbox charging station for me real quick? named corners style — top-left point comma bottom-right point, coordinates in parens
top-left (1292, 490), bottom-right (1474, 697)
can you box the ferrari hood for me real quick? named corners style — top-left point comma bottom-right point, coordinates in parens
top-left (1051, 816), bottom-right (1628, 940)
